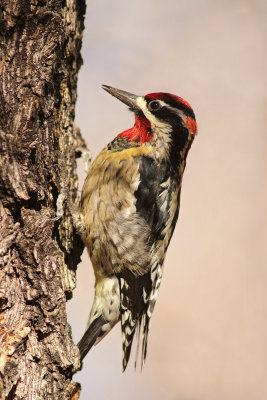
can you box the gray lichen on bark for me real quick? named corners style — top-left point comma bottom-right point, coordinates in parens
top-left (0, 0), bottom-right (86, 398)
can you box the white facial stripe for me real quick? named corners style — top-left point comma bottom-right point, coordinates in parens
top-left (136, 97), bottom-right (171, 130)
top-left (150, 101), bottom-right (195, 135)
top-left (136, 97), bottom-right (193, 132)
top-left (135, 97), bottom-right (172, 161)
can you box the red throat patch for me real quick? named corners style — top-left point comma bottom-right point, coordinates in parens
top-left (118, 115), bottom-right (153, 143)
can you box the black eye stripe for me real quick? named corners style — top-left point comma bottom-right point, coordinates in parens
top-left (145, 94), bottom-right (195, 120)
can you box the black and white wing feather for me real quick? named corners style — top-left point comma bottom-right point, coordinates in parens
top-left (119, 155), bottom-right (182, 370)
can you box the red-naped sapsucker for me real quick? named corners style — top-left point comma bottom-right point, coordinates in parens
top-left (78, 85), bottom-right (197, 371)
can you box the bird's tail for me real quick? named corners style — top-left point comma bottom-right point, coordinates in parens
top-left (77, 275), bottom-right (120, 361)
top-left (120, 300), bottom-right (152, 371)
top-left (137, 262), bottom-right (164, 369)
top-left (78, 315), bottom-right (107, 360)
top-left (120, 262), bottom-right (164, 371)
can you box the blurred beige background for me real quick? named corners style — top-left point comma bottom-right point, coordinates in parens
top-left (67, 1), bottom-right (267, 399)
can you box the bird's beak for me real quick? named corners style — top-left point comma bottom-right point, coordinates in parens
top-left (102, 85), bottom-right (139, 110)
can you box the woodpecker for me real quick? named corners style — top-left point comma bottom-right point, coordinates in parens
top-left (78, 85), bottom-right (197, 371)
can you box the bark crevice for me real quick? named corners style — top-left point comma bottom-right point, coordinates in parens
top-left (0, 1), bottom-right (86, 398)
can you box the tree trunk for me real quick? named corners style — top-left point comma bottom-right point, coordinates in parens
top-left (0, 1), bottom-right (86, 398)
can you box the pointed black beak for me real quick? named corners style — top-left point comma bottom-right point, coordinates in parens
top-left (102, 85), bottom-right (139, 110)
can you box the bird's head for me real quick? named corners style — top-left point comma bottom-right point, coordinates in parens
top-left (102, 85), bottom-right (197, 164)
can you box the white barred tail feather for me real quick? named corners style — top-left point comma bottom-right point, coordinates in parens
top-left (119, 261), bottom-right (164, 371)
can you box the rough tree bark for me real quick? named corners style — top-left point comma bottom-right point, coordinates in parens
top-left (0, 1), bottom-right (86, 399)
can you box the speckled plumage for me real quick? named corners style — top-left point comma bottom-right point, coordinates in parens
top-left (78, 85), bottom-right (197, 370)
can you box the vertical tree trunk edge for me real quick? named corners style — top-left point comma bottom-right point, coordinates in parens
top-left (0, 1), bottom-right (86, 398)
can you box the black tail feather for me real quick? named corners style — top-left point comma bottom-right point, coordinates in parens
top-left (141, 314), bottom-right (149, 369)
top-left (78, 315), bottom-right (106, 360)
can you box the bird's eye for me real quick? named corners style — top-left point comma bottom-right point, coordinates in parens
top-left (148, 100), bottom-right (161, 111)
